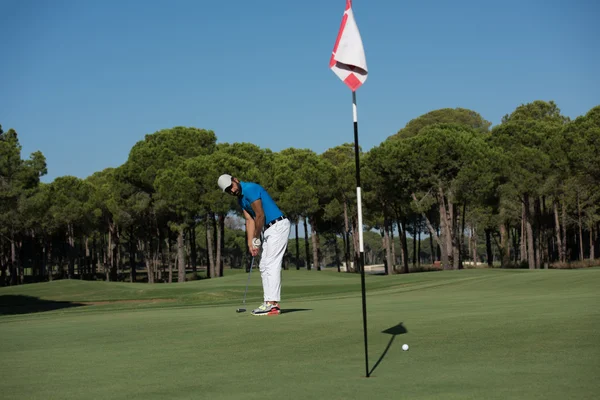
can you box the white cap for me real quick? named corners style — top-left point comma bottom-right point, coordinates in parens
top-left (217, 174), bottom-right (233, 192)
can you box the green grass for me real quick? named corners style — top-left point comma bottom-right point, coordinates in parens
top-left (1, 268), bottom-right (599, 399)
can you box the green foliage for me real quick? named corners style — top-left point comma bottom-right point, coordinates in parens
top-left (3, 100), bottom-right (600, 284)
top-left (392, 107), bottom-right (491, 139)
top-left (155, 167), bottom-right (197, 221)
top-left (492, 101), bottom-right (568, 198)
top-left (188, 149), bottom-right (258, 216)
top-left (216, 142), bottom-right (275, 190)
top-left (272, 148), bottom-right (332, 219)
top-left (122, 126), bottom-right (216, 192)
top-left (565, 106), bottom-right (600, 185)
top-left (320, 143), bottom-right (358, 232)
top-left (47, 176), bottom-right (92, 234)
top-left (0, 127), bottom-right (48, 242)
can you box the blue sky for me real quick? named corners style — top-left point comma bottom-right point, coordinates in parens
top-left (1, 0), bottom-right (598, 183)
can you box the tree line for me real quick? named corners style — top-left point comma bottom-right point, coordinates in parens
top-left (1, 100), bottom-right (598, 286)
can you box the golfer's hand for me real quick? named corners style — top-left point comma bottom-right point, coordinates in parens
top-left (248, 240), bottom-right (260, 257)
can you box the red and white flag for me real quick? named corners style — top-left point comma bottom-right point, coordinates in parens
top-left (330, 0), bottom-right (368, 91)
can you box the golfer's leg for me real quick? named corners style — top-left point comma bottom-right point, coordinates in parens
top-left (260, 220), bottom-right (291, 302)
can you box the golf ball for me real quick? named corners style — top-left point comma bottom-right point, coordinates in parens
top-left (402, 344), bottom-right (409, 351)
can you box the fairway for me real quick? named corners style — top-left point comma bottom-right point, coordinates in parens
top-left (1, 269), bottom-right (599, 400)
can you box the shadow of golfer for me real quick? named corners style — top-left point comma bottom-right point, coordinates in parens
top-left (369, 322), bottom-right (408, 376)
top-left (281, 308), bottom-right (312, 314)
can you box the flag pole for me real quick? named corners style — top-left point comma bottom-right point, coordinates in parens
top-left (352, 90), bottom-right (369, 378)
top-left (329, 0), bottom-right (370, 377)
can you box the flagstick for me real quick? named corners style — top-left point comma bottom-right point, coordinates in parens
top-left (352, 90), bottom-right (370, 378)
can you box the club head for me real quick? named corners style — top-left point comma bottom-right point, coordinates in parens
top-left (236, 308), bottom-right (246, 313)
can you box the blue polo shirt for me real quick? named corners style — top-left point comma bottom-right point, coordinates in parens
top-left (238, 181), bottom-right (284, 224)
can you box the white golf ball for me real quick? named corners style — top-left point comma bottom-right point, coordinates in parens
top-left (402, 344), bottom-right (409, 351)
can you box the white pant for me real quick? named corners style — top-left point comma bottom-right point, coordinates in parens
top-left (259, 218), bottom-right (291, 302)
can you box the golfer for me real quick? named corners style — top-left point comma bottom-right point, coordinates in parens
top-left (218, 174), bottom-right (291, 316)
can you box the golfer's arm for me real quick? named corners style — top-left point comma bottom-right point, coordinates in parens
top-left (243, 210), bottom-right (255, 246)
top-left (250, 200), bottom-right (265, 239)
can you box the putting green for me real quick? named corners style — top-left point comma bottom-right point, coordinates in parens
top-left (1, 268), bottom-right (598, 399)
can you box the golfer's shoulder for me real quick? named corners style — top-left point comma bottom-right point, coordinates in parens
top-left (243, 182), bottom-right (265, 198)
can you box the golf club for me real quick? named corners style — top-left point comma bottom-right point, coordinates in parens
top-left (236, 256), bottom-right (255, 313)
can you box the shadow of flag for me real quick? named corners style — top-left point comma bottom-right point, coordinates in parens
top-left (370, 322), bottom-right (408, 376)
top-left (382, 322), bottom-right (408, 336)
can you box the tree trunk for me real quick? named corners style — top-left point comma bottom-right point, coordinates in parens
top-left (437, 187), bottom-right (453, 269)
top-left (383, 222), bottom-right (391, 275)
top-left (390, 226), bottom-right (397, 268)
top-left (590, 225), bottom-right (595, 261)
top-left (559, 202), bottom-right (566, 263)
top-left (177, 227), bottom-right (186, 283)
top-left (524, 194), bottom-right (536, 269)
top-left (295, 222), bottom-right (300, 270)
top-left (97, 234), bottom-right (103, 279)
top-left (166, 235), bottom-right (173, 284)
top-left (542, 197), bottom-right (550, 269)
top-left (145, 257), bottom-right (154, 283)
top-left (577, 193), bottom-right (584, 261)
top-left (111, 224), bottom-right (119, 281)
top-left (83, 236), bottom-right (89, 278)
top-left (429, 232), bottom-right (435, 264)
top-left (459, 203), bottom-right (466, 269)
top-left (597, 222), bottom-right (600, 260)
top-left (150, 238), bottom-right (157, 284)
top-left (219, 213), bottom-right (225, 276)
top-left (129, 229), bottom-right (136, 283)
top-left (106, 228), bottom-right (112, 281)
top-left (394, 219), bottom-right (404, 272)
top-left (412, 193), bottom-right (443, 267)
top-left (417, 227), bottom-right (421, 268)
top-left (343, 201), bottom-right (352, 272)
top-left (380, 228), bottom-right (386, 271)
top-left (553, 199), bottom-right (564, 263)
top-left (10, 239), bottom-right (17, 285)
top-left (509, 227), bottom-right (515, 263)
top-left (412, 217), bottom-right (417, 268)
top-left (484, 228), bottom-right (492, 266)
top-left (452, 203), bottom-right (460, 270)
top-left (111, 224), bottom-right (123, 281)
top-left (499, 222), bottom-right (509, 267)
top-left (45, 237), bottom-right (52, 281)
top-left (190, 224), bottom-right (197, 274)
top-left (39, 236), bottom-right (46, 280)
top-left (155, 242), bottom-right (161, 283)
top-left (396, 218), bottom-right (409, 273)
top-left (467, 226), bottom-right (472, 260)
top-left (303, 216), bottom-right (311, 270)
top-left (67, 223), bottom-right (74, 279)
top-left (440, 201), bottom-right (450, 269)
top-left (473, 226), bottom-right (478, 266)
top-left (309, 215), bottom-right (320, 271)
top-left (155, 227), bottom-right (163, 282)
top-left (215, 215), bottom-right (222, 277)
top-left (139, 239), bottom-right (155, 284)
top-left (352, 218), bottom-right (360, 273)
top-left (535, 198), bottom-right (543, 268)
top-left (334, 233), bottom-right (341, 272)
top-left (520, 202), bottom-right (527, 263)
top-left (92, 236), bottom-right (97, 277)
top-left (0, 237), bottom-right (5, 286)
top-left (116, 226), bottom-right (121, 277)
top-left (206, 213), bottom-right (215, 278)
top-left (212, 215), bottom-right (218, 275)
